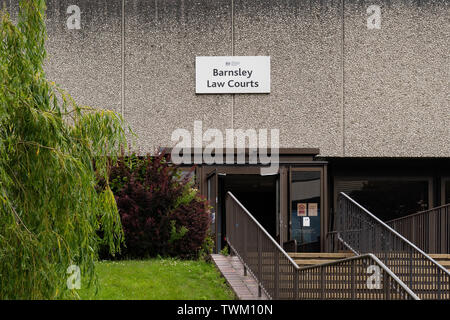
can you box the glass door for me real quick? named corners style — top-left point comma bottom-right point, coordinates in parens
top-left (206, 170), bottom-right (218, 252)
top-left (290, 168), bottom-right (323, 252)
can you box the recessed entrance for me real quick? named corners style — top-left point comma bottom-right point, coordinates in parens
top-left (196, 148), bottom-right (327, 253)
top-left (216, 174), bottom-right (278, 251)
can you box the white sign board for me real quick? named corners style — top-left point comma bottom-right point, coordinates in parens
top-left (196, 56), bottom-right (270, 94)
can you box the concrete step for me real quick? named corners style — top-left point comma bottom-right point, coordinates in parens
top-left (293, 259), bottom-right (343, 266)
top-left (287, 252), bottom-right (354, 268)
top-left (287, 252), bottom-right (450, 272)
top-left (288, 252), bottom-right (354, 259)
top-left (429, 254), bottom-right (450, 272)
top-left (429, 254), bottom-right (450, 259)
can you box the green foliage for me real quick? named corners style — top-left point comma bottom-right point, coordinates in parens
top-left (79, 259), bottom-right (236, 300)
top-left (173, 181), bottom-right (198, 209)
top-left (109, 153), bottom-right (143, 193)
top-left (198, 233), bottom-right (215, 261)
top-left (168, 220), bottom-right (189, 244)
top-left (220, 246), bottom-right (229, 256)
top-left (0, 1), bottom-right (127, 299)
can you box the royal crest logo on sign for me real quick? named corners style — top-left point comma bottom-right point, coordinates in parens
top-left (196, 56), bottom-right (271, 94)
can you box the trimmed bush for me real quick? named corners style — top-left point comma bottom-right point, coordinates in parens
top-left (108, 152), bottom-right (211, 259)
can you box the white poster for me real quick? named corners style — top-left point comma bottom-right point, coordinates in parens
top-left (303, 217), bottom-right (310, 227)
top-left (308, 203), bottom-right (318, 217)
top-left (196, 56), bottom-right (271, 94)
top-left (297, 203), bottom-right (307, 217)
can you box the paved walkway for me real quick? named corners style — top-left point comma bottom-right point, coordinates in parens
top-left (211, 254), bottom-right (269, 300)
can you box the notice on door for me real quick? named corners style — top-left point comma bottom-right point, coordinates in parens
top-left (297, 203), bottom-right (307, 217)
top-left (308, 203), bottom-right (318, 216)
top-left (196, 56), bottom-right (271, 94)
top-left (303, 217), bottom-right (310, 227)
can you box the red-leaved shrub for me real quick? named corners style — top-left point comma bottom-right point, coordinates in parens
top-left (169, 199), bottom-right (211, 256)
top-left (108, 152), bottom-right (210, 259)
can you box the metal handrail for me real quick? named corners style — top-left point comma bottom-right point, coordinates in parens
top-left (341, 192), bottom-right (450, 275)
top-left (297, 253), bottom-right (419, 300)
top-left (335, 192), bottom-right (450, 299)
top-left (226, 191), bottom-right (419, 300)
top-left (386, 204), bottom-right (450, 254)
top-left (227, 192), bottom-right (300, 268)
top-left (386, 203), bottom-right (450, 224)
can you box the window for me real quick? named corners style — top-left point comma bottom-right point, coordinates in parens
top-left (335, 178), bottom-right (431, 221)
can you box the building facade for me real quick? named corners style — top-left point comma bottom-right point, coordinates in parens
top-left (4, 0), bottom-right (449, 252)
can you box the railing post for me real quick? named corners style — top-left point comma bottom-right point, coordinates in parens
top-left (274, 250), bottom-right (279, 299)
top-left (384, 270), bottom-right (391, 300)
top-left (257, 229), bottom-right (262, 298)
top-left (294, 269), bottom-right (299, 300)
top-left (351, 259), bottom-right (355, 299)
top-left (429, 211), bottom-right (434, 253)
top-left (438, 270), bottom-right (441, 300)
top-left (409, 250), bottom-right (413, 289)
top-left (321, 266), bottom-right (325, 299)
top-left (243, 213), bottom-right (247, 268)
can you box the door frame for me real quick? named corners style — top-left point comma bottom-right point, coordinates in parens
top-left (206, 169), bottom-right (218, 251)
top-left (442, 177), bottom-right (450, 206)
top-left (176, 148), bottom-right (327, 251)
top-left (198, 161), bottom-right (328, 252)
top-left (289, 166), bottom-right (327, 252)
top-left (203, 165), bottom-right (280, 252)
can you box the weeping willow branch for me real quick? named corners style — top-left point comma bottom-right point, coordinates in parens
top-left (0, 0), bottom-right (129, 299)
top-left (6, 199), bottom-right (33, 235)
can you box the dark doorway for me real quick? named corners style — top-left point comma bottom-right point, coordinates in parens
top-left (218, 174), bottom-right (278, 251)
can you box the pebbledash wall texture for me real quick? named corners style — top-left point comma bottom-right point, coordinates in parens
top-left (4, 0), bottom-right (449, 157)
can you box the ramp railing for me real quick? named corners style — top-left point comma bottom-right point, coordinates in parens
top-left (335, 192), bottom-right (450, 299)
top-left (386, 204), bottom-right (450, 254)
top-left (225, 192), bottom-right (418, 300)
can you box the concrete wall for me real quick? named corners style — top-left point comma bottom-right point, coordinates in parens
top-left (344, 0), bottom-right (449, 157)
top-left (48, 0), bottom-right (123, 115)
top-left (124, 0), bottom-right (232, 154)
top-left (4, 0), bottom-right (449, 157)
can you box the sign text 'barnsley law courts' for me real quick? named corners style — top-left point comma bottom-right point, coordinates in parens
top-left (196, 56), bottom-right (271, 94)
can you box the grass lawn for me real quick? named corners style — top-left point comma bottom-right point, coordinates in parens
top-left (79, 258), bottom-right (236, 300)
